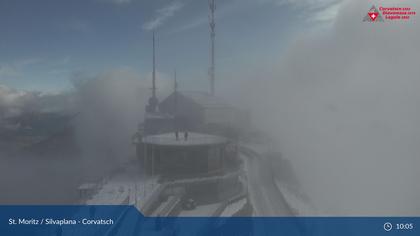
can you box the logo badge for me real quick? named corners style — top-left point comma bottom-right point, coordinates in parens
top-left (363, 5), bottom-right (384, 22)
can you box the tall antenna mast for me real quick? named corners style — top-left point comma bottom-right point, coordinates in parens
top-left (208, 0), bottom-right (216, 96)
top-left (152, 31), bottom-right (157, 99)
top-left (147, 31), bottom-right (158, 113)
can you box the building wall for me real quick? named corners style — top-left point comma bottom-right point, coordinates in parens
top-left (159, 93), bottom-right (204, 130)
top-left (207, 145), bottom-right (222, 171)
top-left (144, 117), bottom-right (175, 135)
top-left (143, 144), bottom-right (225, 177)
top-left (159, 92), bottom-right (251, 134)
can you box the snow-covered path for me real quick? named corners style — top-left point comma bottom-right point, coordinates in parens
top-left (241, 151), bottom-right (294, 216)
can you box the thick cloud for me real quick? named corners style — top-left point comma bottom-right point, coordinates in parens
top-left (0, 85), bottom-right (76, 122)
top-left (0, 67), bottom-right (172, 203)
top-left (235, 0), bottom-right (420, 215)
top-left (0, 85), bottom-right (41, 119)
top-left (70, 67), bottom-right (172, 176)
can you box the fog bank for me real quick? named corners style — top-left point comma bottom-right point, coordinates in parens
top-left (72, 68), bottom-right (172, 178)
top-left (234, 0), bottom-right (420, 215)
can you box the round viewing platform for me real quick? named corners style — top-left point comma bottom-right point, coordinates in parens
top-left (142, 132), bottom-right (228, 147)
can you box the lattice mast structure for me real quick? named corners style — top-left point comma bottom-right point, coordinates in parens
top-left (152, 31), bottom-right (157, 100)
top-left (208, 0), bottom-right (216, 96)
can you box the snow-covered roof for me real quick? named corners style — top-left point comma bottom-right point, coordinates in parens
top-left (178, 91), bottom-right (232, 109)
top-left (85, 182), bottom-right (130, 205)
top-left (142, 132), bottom-right (228, 146)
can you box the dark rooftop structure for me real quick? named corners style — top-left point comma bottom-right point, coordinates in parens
top-left (159, 91), bottom-right (248, 132)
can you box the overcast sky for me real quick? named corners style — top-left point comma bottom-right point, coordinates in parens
top-left (0, 0), bottom-right (341, 92)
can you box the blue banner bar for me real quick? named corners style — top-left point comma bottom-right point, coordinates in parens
top-left (0, 206), bottom-right (419, 236)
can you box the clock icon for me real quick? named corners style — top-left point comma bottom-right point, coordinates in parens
top-left (384, 222), bottom-right (393, 232)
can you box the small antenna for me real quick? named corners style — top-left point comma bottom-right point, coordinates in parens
top-left (174, 69), bottom-right (178, 93)
top-left (173, 69), bottom-right (178, 130)
top-left (208, 0), bottom-right (216, 96)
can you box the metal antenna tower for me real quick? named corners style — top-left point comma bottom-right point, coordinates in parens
top-left (208, 0), bottom-right (216, 96)
top-left (147, 32), bottom-right (158, 113)
top-left (152, 31), bottom-right (157, 99)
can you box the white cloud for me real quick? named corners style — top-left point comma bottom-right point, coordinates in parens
top-left (143, 2), bottom-right (184, 31)
top-left (310, 1), bottom-right (343, 22)
top-left (267, 0), bottom-right (340, 7)
top-left (270, 0), bottom-right (344, 23)
top-left (166, 0), bottom-right (235, 34)
top-left (0, 84), bottom-right (69, 118)
top-left (168, 0), bottom-right (344, 34)
top-left (0, 85), bottom-right (38, 118)
top-left (235, 0), bottom-right (420, 215)
top-left (69, 66), bottom-right (173, 168)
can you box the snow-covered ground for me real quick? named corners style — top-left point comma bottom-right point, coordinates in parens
top-left (82, 163), bottom-right (160, 209)
top-left (85, 182), bottom-right (130, 205)
top-left (220, 198), bottom-right (247, 217)
top-left (132, 178), bottom-right (160, 210)
top-left (178, 203), bottom-right (221, 217)
top-left (274, 179), bottom-right (318, 216)
top-left (143, 132), bottom-right (227, 146)
top-left (241, 152), bottom-right (294, 216)
top-left (150, 196), bottom-right (180, 216)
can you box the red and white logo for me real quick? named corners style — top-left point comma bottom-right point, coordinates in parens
top-left (368, 11), bottom-right (378, 21)
top-left (363, 5), bottom-right (384, 22)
